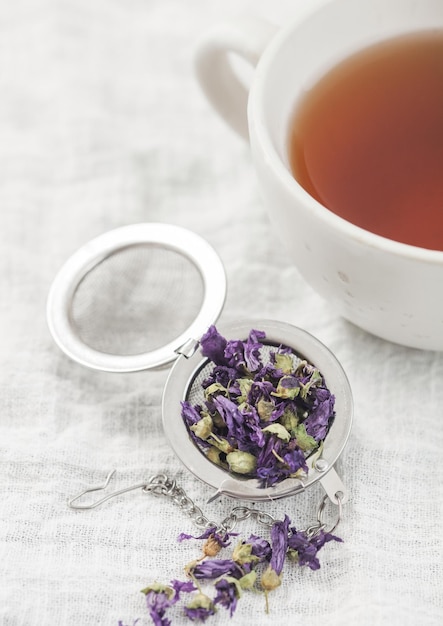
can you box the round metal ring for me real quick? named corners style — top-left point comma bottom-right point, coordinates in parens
top-left (46, 223), bottom-right (226, 372)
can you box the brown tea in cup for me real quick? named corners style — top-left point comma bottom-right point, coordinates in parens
top-left (288, 31), bottom-right (443, 251)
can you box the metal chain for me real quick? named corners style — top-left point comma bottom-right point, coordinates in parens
top-left (142, 474), bottom-right (220, 530)
top-left (68, 470), bottom-right (343, 535)
top-left (142, 473), bottom-right (343, 536)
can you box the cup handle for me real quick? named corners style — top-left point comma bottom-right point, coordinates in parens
top-left (194, 17), bottom-right (279, 140)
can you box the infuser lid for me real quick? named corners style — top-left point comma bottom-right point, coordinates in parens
top-left (46, 223), bottom-right (227, 372)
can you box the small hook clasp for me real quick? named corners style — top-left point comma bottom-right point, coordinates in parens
top-left (68, 470), bottom-right (148, 510)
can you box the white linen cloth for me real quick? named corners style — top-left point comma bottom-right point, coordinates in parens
top-left (1, 1), bottom-right (442, 625)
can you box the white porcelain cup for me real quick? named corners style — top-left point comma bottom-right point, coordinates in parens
top-left (195, 0), bottom-right (443, 351)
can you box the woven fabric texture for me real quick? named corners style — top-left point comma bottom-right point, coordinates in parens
top-left (1, 1), bottom-right (442, 625)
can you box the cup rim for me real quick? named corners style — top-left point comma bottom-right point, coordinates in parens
top-left (249, 5), bottom-right (443, 264)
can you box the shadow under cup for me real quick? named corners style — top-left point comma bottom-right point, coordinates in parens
top-left (249, 0), bottom-right (443, 351)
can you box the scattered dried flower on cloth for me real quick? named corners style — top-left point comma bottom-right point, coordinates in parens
top-left (126, 518), bottom-right (341, 625)
top-left (181, 326), bottom-right (336, 488)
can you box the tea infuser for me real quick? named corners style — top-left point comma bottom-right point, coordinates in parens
top-left (47, 221), bottom-right (352, 540)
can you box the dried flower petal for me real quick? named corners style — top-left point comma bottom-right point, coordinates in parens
top-left (272, 376), bottom-right (301, 399)
top-left (170, 579), bottom-right (197, 599)
top-left (245, 534), bottom-right (272, 561)
top-left (243, 329), bottom-right (266, 372)
top-left (190, 558), bottom-right (244, 580)
top-left (282, 448), bottom-right (308, 475)
top-left (200, 326), bottom-right (228, 366)
top-left (142, 587), bottom-right (174, 626)
top-left (304, 394), bottom-right (335, 441)
top-left (287, 527), bottom-right (342, 570)
top-left (214, 395), bottom-right (264, 450)
top-left (177, 527), bottom-right (235, 549)
top-left (181, 401), bottom-right (203, 426)
top-left (214, 577), bottom-right (241, 616)
top-left (270, 515), bottom-right (291, 575)
top-left (262, 423), bottom-right (291, 442)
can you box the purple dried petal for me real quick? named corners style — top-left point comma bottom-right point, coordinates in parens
top-left (245, 534), bottom-right (272, 561)
top-left (310, 529), bottom-right (343, 550)
top-left (282, 448), bottom-right (308, 474)
top-left (213, 395), bottom-right (264, 450)
top-left (214, 579), bottom-right (239, 617)
top-left (202, 364), bottom-right (239, 390)
top-left (280, 376), bottom-right (299, 389)
top-left (287, 528), bottom-right (342, 570)
top-left (270, 515), bottom-right (291, 575)
top-left (256, 436), bottom-right (284, 487)
top-left (177, 527), bottom-right (236, 548)
top-left (304, 394), bottom-right (335, 441)
top-left (224, 339), bottom-right (247, 370)
top-left (257, 465), bottom-right (287, 487)
top-left (181, 401), bottom-right (202, 426)
top-left (145, 590), bottom-right (172, 626)
top-left (200, 325), bottom-right (228, 366)
top-left (243, 329), bottom-right (266, 372)
top-left (170, 579), bottom-right (197, 602)
top-left (247, 380), bottom-right (275, 405)
top-left (191, 559), bottom-right (244, 580)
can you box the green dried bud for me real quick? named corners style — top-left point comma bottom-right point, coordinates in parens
top-left (208, 434), bottom-right (234, 454)
top-left (238, 570), bottom-right (257, 590)
top-left (233, 541), bottom-right (260, 565)
top-left (293, 423), bottom-right (318, 452)
top-left (226, 450), bottom-right (257, 475)
top-left (140, 582), bottom-right (174, 598)
top-left (262, 423), bottom-right (291, 442)
top-left (290, 466), bottom-right (307, 480)
top-left (274, 352), bottom-right (295, 374)
top-left (238, 378), bottom-right (253, 402)
top-left (206, 446), bottom-right (226, 466)
top-left (204, 382), bottom-right (228, 398)
top-left (190, 414), bottom-right (213, 440)
top-left (280, 408), bottom-right (299, 435)
top-left (257, 398), bottom-right (274, 422)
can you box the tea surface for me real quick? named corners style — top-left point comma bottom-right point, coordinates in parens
top-left (289, 31), bottom-right (443, 250)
